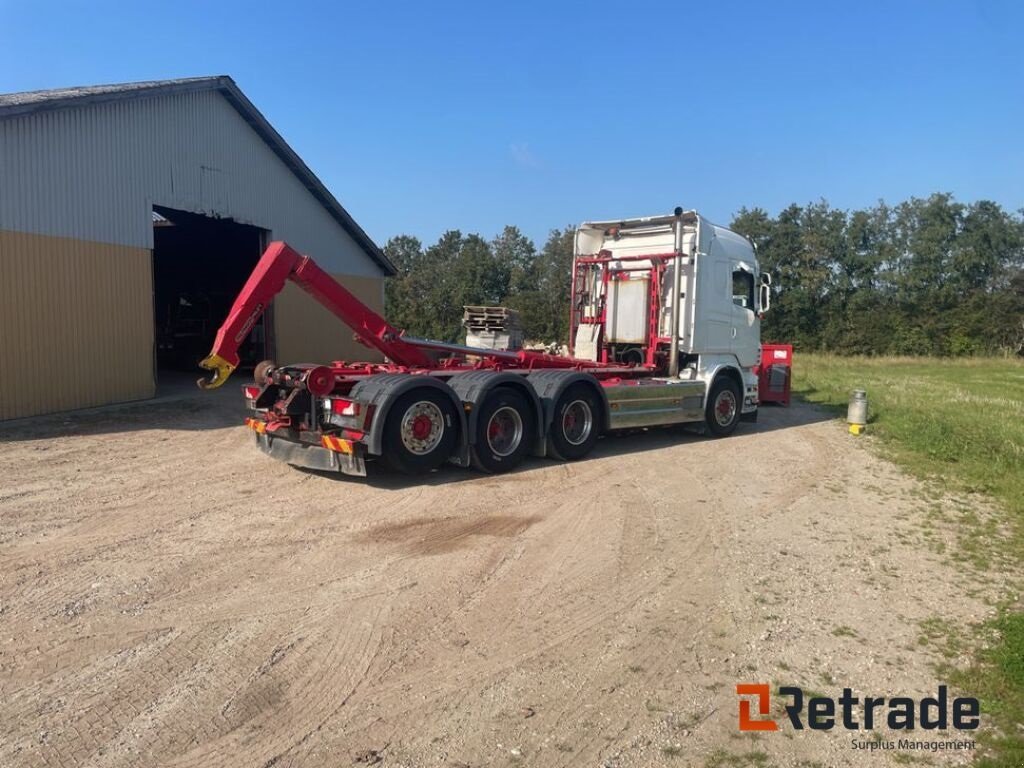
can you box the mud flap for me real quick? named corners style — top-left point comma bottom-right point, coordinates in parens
top-left (256, 432), bottom-right (367, 476)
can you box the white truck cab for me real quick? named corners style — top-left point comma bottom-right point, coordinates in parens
top-left (572, 210), bottom-right (769, 429)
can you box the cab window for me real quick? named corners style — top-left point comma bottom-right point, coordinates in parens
top-left (732, 269), bottom-right (755, 310)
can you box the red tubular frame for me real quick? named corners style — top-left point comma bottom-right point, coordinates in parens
top-left (568, 250), bottom-right (683, 372)
top-left (200, 241), bottom-right (631, 391)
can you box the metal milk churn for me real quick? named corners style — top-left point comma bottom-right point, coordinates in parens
top-left (847, 389), bottom-right (868, 435)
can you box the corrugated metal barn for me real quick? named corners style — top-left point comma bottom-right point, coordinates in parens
top-left (0, 76), bottom-right (394, 420)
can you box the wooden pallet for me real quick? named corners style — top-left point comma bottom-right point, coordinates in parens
top-left (463, 305), bottom-right (522, 332)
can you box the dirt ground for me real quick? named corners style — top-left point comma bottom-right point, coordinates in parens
top-left (0, 390), bottom-right (1006, 767)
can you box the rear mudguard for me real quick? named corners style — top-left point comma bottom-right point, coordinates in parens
top-left (349, 374), bottom-right (468, 462)
top-left (447, 371), bottom-right (546, 456)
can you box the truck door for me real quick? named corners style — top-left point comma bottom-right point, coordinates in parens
top-left (730, 265), bottom-right (759, 367)
top-left (700, 257), bottom-right (733, 356)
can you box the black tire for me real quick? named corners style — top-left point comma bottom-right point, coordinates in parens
top-left (705, 376), bottom-right (742, 437)
top-left (547, 384), bottom-right (601, 461)
top-left (471, 387), bottom-right (535, 474)
top-left (381, 389), bottom-right (458, 475)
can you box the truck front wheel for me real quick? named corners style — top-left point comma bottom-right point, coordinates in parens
top-left (381, 389), bottom-right (458, 475)
top-left (705, 376), bottom-right (742, 437)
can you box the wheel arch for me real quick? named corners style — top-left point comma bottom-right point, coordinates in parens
top-left (704, 364), bottom-right (745, 437)
top-left (351, 374), bottom-right (467, 457)
top-left (447, 371), bottom-right (543, 449)
top-left (709, 365), bottom-right (744, 400)
top-left (527, 371), bottom-right (609, 437)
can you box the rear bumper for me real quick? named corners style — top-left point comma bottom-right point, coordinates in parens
top-left (253, 431), bottom-right (367, 477)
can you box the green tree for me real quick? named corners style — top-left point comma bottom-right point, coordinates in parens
top-left (506, 227), bottom-right (574, 343)
top-left (382, 234), bottom-right (425, 336)
top-left (384, 196), bottom-right (1024, 357)
top-left (491, 225), bottom-right (536, 295)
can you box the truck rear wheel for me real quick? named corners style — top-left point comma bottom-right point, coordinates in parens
top-left (381, 389), bottom-right (458, 475)
top-left (705, 376), bottom-right (742, 437)
top-left (471, 387), bottom-right (535, 474)
top-left (547, 384), bottom-right (601, 461)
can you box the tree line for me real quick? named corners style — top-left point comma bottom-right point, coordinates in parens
top-left (383, 193), bottom-right (1024, 356)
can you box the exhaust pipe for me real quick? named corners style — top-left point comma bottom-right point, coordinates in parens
top-left (668, 208), bottom-right (685, 378)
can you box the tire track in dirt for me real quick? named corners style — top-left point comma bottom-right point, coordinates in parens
top-left (312, 460), bottom-right (717, 762)
top-left (516, 451), bottom-right (716, 767)
top-left (162, 599), bottom-right (389, 767)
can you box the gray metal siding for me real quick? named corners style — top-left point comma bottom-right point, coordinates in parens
top-left (0, 90), bottom-right (381, 277)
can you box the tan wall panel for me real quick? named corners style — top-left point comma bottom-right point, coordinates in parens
top-left (273, 274), bottom-right (386, 364)
top-left (0, 230), bottom-right (154, 420)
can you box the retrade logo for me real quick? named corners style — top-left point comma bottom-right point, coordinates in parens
top-left (735, 684), bottom-right (979, 732)
top-left (736, 683), bottom-right (778, 731)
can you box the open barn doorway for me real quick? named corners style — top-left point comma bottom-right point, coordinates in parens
top-left (152, 206), bottom-right (271, 394)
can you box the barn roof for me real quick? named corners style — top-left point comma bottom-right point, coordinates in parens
top-left (0, 76), bottom-right (395, 275)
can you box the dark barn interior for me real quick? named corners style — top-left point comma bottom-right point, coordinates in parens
top-left (152, 205), bottom-right (269, 376)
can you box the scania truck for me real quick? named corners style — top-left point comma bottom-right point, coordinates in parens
top-left (197, 208), bottom-right (771, 476)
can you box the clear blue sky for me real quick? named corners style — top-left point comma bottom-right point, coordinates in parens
top-left (1, 1), bottom-right (1021, 247)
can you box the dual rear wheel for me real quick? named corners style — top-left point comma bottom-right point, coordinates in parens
top-left (380, 389), bottom-right (458, 476)
top-left (470, 388), bottom-right (535, 473)
top-left (380, 383), bottom-right (603, 476)
top-left (546, 384), bottom-right (601, 461)
top-left (380, 386), bottom-right (539, 476)
top-left (470, 383), bottom-right (602, 470)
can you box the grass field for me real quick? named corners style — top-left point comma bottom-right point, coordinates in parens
top-left (793, 354), bottom-right (1024, 768)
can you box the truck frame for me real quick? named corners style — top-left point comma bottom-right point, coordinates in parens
top-left (198, 208), bottom-right (771, 476)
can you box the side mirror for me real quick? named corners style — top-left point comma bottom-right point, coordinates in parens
top-left (759, 273), bottom-right (772, 314)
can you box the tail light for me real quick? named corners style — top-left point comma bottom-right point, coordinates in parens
top-left (323, 397), bottom-right (360, 416)
top-left (243, 385), bottom-right (261, 400)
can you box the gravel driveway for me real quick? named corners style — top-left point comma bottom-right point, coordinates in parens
top-left (0, 392), bottom-right (999, 767)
